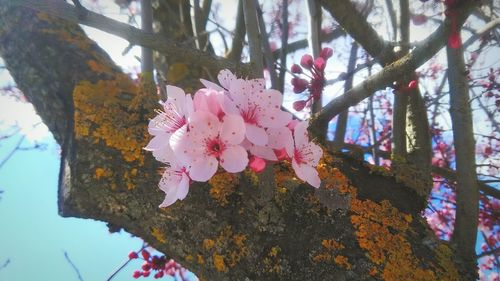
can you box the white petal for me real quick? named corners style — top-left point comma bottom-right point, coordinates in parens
top-left (249, 144), bottom-right (277, 161)
top-left (176, 173), bottom-right (190, 200)
top-left (220, 114), bottom-right (246, 144)
top-left (246, 124), bottom-right (268, 146)
top-left (218, 69), bottom-right (236, 90)
top-left (292, 160), bottom-right (321, 188)
top-left (220, 145), bottom-right (248, 173)
top-left (166, 85), bottom-right (186, 108)
top-left (200, 78), bottom-right (225, 91)
top-left (189, 157), bottom-right (218, 182)
top-left (293, 121), bottom-right (310, 147)
top-left (188, 111), bottom-right (220, 139)
top-left (260, 110), bottom-right (293, 129)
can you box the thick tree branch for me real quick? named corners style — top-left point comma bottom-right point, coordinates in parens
top-left (8, 0), bottom-right (254, 77)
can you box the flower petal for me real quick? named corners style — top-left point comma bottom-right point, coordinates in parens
top-left (220, 114), bottom-right (246, 144)
top-left (176, 173), bottom-right (190, 200)
top-left (293, 121), bottom-right (309, 147)
top-left (267, 127), bottom-right (294, 156)
top-left (200, 79), bottom-right (225, 92)
top-left (166, 85), bottom-right (186, 108)
top-left (246, 124), bottom-right (268, 146)
top-left (189, 156), bottom-right (218, 182)
top-left (220, 145), bottom-right (248, 173)
top-left (292, 160), bottom-right (321, 188)
top-left (218, 69), bottom-right (236, 90)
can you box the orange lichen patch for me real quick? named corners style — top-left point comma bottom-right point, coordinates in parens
top-left (185, 255), bottom-right (194, 262)
top-left (263, 246), bottom-right (282, 274)
top-left (322, 239), bottom-right (345, 251)
top-left (202, 226), bottom-right (248, 272)
top-left (203, 239), bottom-right (215, 250)
top-left (274, 161), bottom-right (298, 193)
top-left (94, 167), bottom-right (112, 179)
top-left (313, 238), bottom-right (350, 270)
top-left (208, 172), bottom-right (239, 206)
top-left (124, 169), bottom-right (138, 190)
top-left (349, 196), bottom-right (460, 280)
top-left (73, 74), bottom-right (150, 164)
top-left (243, 169), bottom-right (259, 186)
top-left (213, 253), bottom-right (227, 273)
top-left (197, 254), bottom-right (205, 265)
top-left (151, 227), bottom-right (167, 244)
top-left (334, 255), bottom-right (352, 270)
top-left (87, 59), bottom-right (113, 74)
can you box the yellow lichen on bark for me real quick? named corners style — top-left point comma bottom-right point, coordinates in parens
top-left (313, 239), bottom-right (351, 270)
top-left (350, 197), bottom-right (459, 280)
top-left (208, 172), bottom-right (240, 206)
top-left (263, 246), bottom-right (282, 274)
top-left (201, 226), bottom-right (248, 272)
top-left (151, 227), bottom-right (167, 244)
top-left (73, 74), bottom-right (148, 164)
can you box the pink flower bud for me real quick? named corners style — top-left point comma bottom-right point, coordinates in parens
top-left (141, 249), bottom-right (150, 260)
top-left (408, 80), bottom-right (418, 90)
top-left (249, 156), bottom-right (266, 173)
top-left (291, 64), bottom-right (302, 74)
top-left (314, 57), bottom-right (326, 71)
top-left (274, 148), bottom-right (289, 161)
top-left (291, 78), bottom-right (308, 93)
top-left (128, 252), bottom-right (138, 259)
top-left (300, 54), bottom-right (314, 69)
top-left (133, 271), bottom-right (142, 279)
top-left (293, 100), bottom-right (307, 111)
top-left (320, 47), bottom-right (333, 59)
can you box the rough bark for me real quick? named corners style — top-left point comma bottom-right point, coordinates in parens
top-left (0, 4), bottom-right (476, 281)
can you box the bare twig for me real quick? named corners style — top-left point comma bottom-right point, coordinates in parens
top-left (0, 259), bottom-right (10, 271)
top-left (242, 0), bottom-right (263, 74)
top-left (63, 251), bottom-right (84, 281)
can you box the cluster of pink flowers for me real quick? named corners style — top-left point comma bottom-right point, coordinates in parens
top-left (146, 69), bottom-right (323, 207)
top-left (290, 47), bottom-right (333, 111)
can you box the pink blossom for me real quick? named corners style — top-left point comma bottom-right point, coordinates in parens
top-left (193, 88), bottom-right (225, 120)
top-left (287, 121), bottom-right (323, 188)
top-left (145, 86), bottom-right (193, 162)
top-left (222, 80), bottom-right (291, 146)
top-left (173, 111), bottom-right (248, 181)
top-left (156, 145), bottom-right (192, 207)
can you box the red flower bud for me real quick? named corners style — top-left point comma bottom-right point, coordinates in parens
top-left (142, 262), bottom-right (151, 271)
top-left (293, 100), bottom-right (307, 111)
top-left (320, 47), bottom-right (333, 59)
top-left (249, 156), bottom-right (266, 173)
top-left (408, 80), bottom-right (418, 90)
top-left (291, 64), bottom-right (302, 74)
top-left (141, 250), bottom-right (150, 260)
top-left (142, 271), bottom-right (150, 277)
top-left (291, 78), bottom-right (308, 93)
top-left (133, 271), bottom-right (142, 279)
top-left (314, 57), bottom-right (326, 71)
top-left (300, 54), bottom-right (314, 69)
top-left (128, 252), bottom-right (138, 259)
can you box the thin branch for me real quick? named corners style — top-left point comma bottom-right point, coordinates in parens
top-left (226, 0), bottom-right (245, 62)
top-left (0, 134), bottom-right (25, 170)
top-left (63, 251), bottom-right (84, 281)
top-left (242, 0), bottom-right (263, 75)
top-left (140, 0), bottom-right (153, 72)
top-left (310, 2), bottom-right (478, 142)
top-left (8, 0), bottom-right (255, 77)
top-left (272, 28), bottom-right (345, 59)
top-left (277, 0), bottom-right (288, 93)
top-left (0, 259), bottom-right (10, 271)
top-left (106, 244), bottom-right (148, 281)
top-left (255, 3), bottom-right (278, 88)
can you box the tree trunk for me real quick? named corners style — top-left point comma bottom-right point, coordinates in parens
top-left (0, 4), bottom-right (475, 280)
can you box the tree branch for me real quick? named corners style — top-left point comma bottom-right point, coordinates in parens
top-left (310, 2), bottom-right (477, 142)
top-left (8, 0), bottom-right (254, 76)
